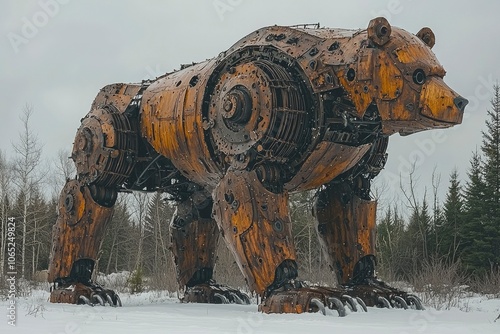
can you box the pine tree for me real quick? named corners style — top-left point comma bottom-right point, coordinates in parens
top-left (409, 199), bottom-right (431, 255)
top-left (377, 205), bottom-right (407, 279)
top-left (440, 169), bottom-right (464, 262)
top-left (481, 84), bottom-right (500, 269)
top-left (461, 151), bottom-right (490, 273)
top-left (429, 171), bottom-right (445, 259)
top-left (404, 198), bottom-right (432, 273)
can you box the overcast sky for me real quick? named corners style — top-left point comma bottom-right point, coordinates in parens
top-left (1, 0), bottom-right (499, 212)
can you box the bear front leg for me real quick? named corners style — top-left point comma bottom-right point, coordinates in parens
top-left (313, 179), bottom-right (424, 310)
top-left (213, 170), bottom-right (351, 315)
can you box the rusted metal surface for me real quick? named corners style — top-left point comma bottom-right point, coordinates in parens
top-left (140, 61), bottom-right (222, 187)
top-left (72, 106), bottom-right (138, 189)
top-left (48, 17), bottom-right (464, 313)
top-left (47, 179), bottom-right (115, 282)
top-left (50, 283), bottom-right (90, 304)
top-left (313, 181), bottom-right (377, 285)
top-left (212, 170), bottom-right (296, 294)
top-left (50, 282), bottom-right (122, 307)
top-left (259, 285), bottom-right (364, 315)
top-left (285, 142), bottom-right (371, 191)
top-left (170, 194), bottom-right (219, 288)
top-left (90, 83), bottom-right (142, 112)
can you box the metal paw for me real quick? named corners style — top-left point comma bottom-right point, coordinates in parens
top-left (183, 282), bottom-right (251, 305)
top-left (51, 282), bottom-right (123, 307)
top-left (341, 280), bottom-right (425, 311)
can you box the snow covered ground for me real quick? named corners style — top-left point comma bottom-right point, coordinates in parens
top-left (1, 289), bottom-right (499, 334)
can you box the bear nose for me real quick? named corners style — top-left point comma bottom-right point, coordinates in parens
top-left (454, 96), bottom-right (468, 112)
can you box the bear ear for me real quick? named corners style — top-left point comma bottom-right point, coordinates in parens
top-left (416, 27), bottom-right (435, 48)
top-left (367, 17), bottom-right (392, 46)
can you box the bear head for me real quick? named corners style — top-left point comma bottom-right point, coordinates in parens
top-left (335, 17), bottom-right (467, 136)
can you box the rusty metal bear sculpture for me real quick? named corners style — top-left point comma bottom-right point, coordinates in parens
top-left (47, 17), bottom-right (466, 314)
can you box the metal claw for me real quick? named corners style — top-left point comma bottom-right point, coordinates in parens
top-left (393, 296), bottom-right (408, 309)
top-left (355, 297), bottom-right (368, 312)
top-left (407, 294), bottom-right (425, 310)
top-left (214, 293), bottom-right (230, 304)
top-left (230, 291), bottom-right (244, 305)
top-left (115, 295), bottom-right (122, 307)
top-left (377, 296), bottom-right (392, 309)
top-left (310, 298), bottom-right (326, 315)
top-left (231, 291), bottom-right (251, 305)
top-left (92, 294), bottom-right (105, 306)
top-left (327, 297), bottom-right (347, 317)
top-left (239, 293), bottom-right (251, 305)
top-left (105, 293), bottom-right (116, 307)
top-left (78, 295), bottom-right (94, 307)
top-left (342, 295), bottom-right (358, 312)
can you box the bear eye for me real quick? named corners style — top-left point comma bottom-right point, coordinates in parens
top-left (412, 69), bottom-right (426, 85)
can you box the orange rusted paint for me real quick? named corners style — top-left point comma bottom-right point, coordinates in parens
top-left (285, 142), bottom-right (372, 191)
top-left (213, 170), bottom-right (296, 294)
top-left (50, 283), bottom-right (92, 304)
top-left (313, 182), bottom-right (377, 284)
top-left (170, 196), bottom-right (219, 288)
top-left (90, 83), bottom-right (142, 112)
top-left (48, 180), bottom-right (114, 282)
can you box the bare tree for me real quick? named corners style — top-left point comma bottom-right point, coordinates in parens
top-left (27, 190), bottom-right (53, 275)
top-left (399, 162), bottom-right (421, 215)
top-left (11, 105), bottom-right (45, 279)
top-left (130, 192), bottom-right (150, 271)
top-left (0, 151), bottom-right (12, 279)
top-left (399, 163), bottom-right (431, 271)
top-left (50, 149), bottom-right (76, 196)
top-left (94, 193), bottom-right (137, 276)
